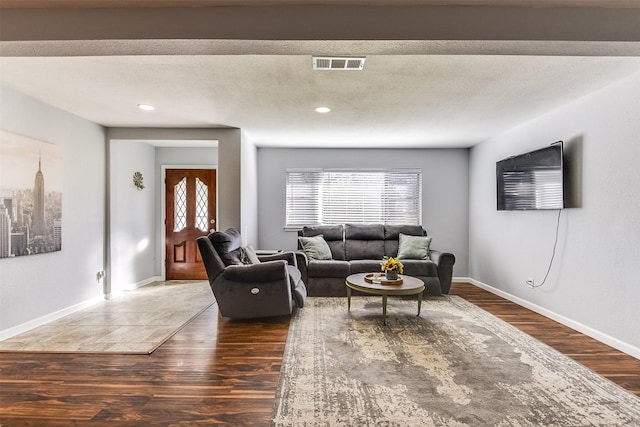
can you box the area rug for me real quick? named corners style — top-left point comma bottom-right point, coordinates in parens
top-left (272, 296), bottom-right (640, 426)
top-left (0, 280), bottom-right (214, 354)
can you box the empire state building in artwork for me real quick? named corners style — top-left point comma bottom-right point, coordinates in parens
top-left (32, 154), bottom-right (47, 236)
top-left (0, 130), bottom-right (63, 258)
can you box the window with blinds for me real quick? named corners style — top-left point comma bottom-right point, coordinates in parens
top-left (286, 169), bottom-right (422, 228)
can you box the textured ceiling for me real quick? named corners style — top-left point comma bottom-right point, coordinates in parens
top-left (1, 3), bottom-right (639, 148)
top-left (2, 53), bottom-right (639, 148)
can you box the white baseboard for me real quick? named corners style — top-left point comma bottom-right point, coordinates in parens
top-left (0, 294), bottom-right (104, 341)
top-left (457, 277), bottom-right (640, 360)
top-left (0, 276), bottom-right (162, 340)
top-left (123, 275), bottom-right (162, 291)
top-left (108, 276), bottom-right (162, 299)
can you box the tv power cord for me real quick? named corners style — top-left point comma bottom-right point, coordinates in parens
top-left (529, 209), bottom-right (562, 289)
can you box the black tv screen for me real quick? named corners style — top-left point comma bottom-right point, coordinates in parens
top-left (497, 142), bottom-right (564, 211)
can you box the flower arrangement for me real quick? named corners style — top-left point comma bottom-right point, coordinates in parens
top-left (380, 257), bottom-right (404, 274)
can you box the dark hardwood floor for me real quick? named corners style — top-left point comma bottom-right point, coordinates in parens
top-left (449, 282), bottom-right (640, 397)
top-left (1, 282), bottom-right (638, 425)
top-left (0, 308), bottom-right (291, 426)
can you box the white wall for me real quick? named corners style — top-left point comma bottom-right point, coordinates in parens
top-left (107, 127), bottom-right (241, 238)
top-left (0, 85), bottom-right (105, 332)
top-left (155, 146), bottom-right (219, 168)
top-left (109, 140), bottom-right (156, 293)
top-left (257, 148), bottom-right (469, 276)
top-left (469, 72), bottom-right (640, 353)
top-left (240, 131), bottom-right (259, 247)
top-left (216, 129), bottom-right (242, 232)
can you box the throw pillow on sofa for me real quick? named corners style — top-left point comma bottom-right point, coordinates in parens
top-left (241, 246), bottom-right (261, 265)
top-left (298, 234), bottom-right (332, 261)
top-left (217, 246), bottom-right (259, 266)
top-left (397, 233), bottom-right (432, 260)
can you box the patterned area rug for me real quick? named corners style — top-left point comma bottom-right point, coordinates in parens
top-left (272, 296), bottom-right (640, 426)
top-left (0, 281), bottom-right (214, 354)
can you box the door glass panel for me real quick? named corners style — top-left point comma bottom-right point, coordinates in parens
top-left (195, 177), bottom-right (209, 232)
top-left (174, 177), bottom-right (187, 231)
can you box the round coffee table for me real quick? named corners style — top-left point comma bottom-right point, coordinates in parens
top-left (345, 273), bottom-right (425, 324)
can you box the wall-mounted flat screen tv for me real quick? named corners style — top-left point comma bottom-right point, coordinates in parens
top-left (497, 141), bottom-right (564, 211)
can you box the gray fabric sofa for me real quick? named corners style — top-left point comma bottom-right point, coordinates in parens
top-left (197, 228), bottom-right (307, 319)
top-left (295, 224), bottom-right (455, 297)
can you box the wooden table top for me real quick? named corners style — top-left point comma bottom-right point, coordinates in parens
top-left (345, 272), bottom-right (425, 295)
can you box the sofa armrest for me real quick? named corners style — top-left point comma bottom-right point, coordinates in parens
top-left (430, 250), bottom-right (456, 294)
top-left (222, 260), bottom-right (288, 283)
top-left (258, 251), bottom-right (297, 267)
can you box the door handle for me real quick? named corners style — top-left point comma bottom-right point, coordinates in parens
top-left (210, 219), bottom-right (216, 224)
top-left (210, 228), bottom-right (216, 233)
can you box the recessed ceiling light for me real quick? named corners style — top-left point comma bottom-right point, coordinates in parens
top-left (137, 104), bottom-right (155, 111)
top-left (315, 106), bottom-right (331, 113)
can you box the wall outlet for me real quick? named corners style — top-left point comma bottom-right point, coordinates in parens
top-left (526, 278), bottom-right (534, 288)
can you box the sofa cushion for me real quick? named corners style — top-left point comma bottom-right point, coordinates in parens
top-left (384, 241), bottom-right (400, 258)
top-left (397, 234), bottom-right (432, 260)
top-left (325, 240), bottom-right (346, 260)
top-left (344, 224), bottom-right (385, 260)
top-left (306, 277), bottom-right (349, 297)
top-left (307, 260), bottom-right (351, 278)
top-left (302, 225), bottom-right (343, 240)
top-left (345, 223), bottom-right (384, 240)
top-left (401, 259), bottom-right (439, 277)
top-left (210, 228), bottom-right (244, 266)
top-left (384, 225), bottom-right (425, 239)
top-left (298, 235), bottom-right (333, 260)
top-left (349, 259), bottom-right (384, 274)
top-left (345, 239), bottom-right (384, 260)
top-left (301, 225), bottom-right (345, 260)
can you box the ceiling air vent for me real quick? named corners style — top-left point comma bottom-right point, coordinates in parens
top-left (313, 56), bottom-right (366, 71)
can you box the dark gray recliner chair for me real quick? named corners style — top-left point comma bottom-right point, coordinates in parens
top-left (196, 228), bottom-right (306, 319)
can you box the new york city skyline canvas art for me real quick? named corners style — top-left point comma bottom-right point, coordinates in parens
top-left (0, 130), bottom-right (63, 258)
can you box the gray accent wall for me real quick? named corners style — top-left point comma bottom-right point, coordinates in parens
top-left (0, 85), bottom-right (106, 331)
top-left (469, 71), bottom-right (640, 351)
top-left (257, 148), bottom-right (469, 277)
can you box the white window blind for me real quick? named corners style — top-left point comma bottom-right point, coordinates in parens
top-left (286, 169), bottom-right (422, 227)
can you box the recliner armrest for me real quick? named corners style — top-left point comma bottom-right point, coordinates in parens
top-left (429, 250), bottom-right (456, 294)
top-left (258, 251), bottom-right (297, 267)
top-left (294, 251), bottom-right (309, 284)
top-left (222, 260), bottom-right (288, 282)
